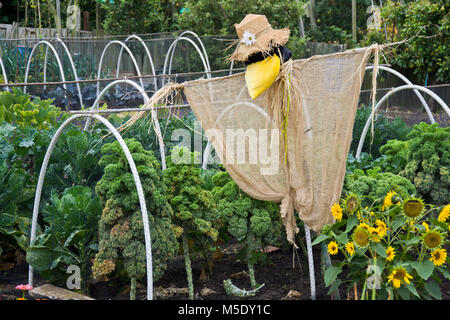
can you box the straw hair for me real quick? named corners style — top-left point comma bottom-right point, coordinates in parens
top-left (118, 82), bottom-right (185, 141)
top-left (230, 14), bottom-right (290, 62)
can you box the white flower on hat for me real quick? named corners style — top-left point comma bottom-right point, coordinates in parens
top-left (241, 30), bottom-right (256, 46)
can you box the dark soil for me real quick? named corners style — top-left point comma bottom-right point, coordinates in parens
top-left (149, 242), bottom-right (327, 300)
top-left (0, 252), bottom-right (51, 300)
top-left (1, 242), bottom-right (449, 301)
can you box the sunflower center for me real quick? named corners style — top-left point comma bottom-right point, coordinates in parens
top-left (432, 251), bottom-right (441, 260)
top-left (346, 198), bottom-right (358, 212)
top-left (354, 229), bottom-right (369, 247)
top-left (425, 232), bottom-right (442, 248)
top-left (394, 269), bottom-right (406, 280)
top-left (403, 200), bottom-right (423, 218)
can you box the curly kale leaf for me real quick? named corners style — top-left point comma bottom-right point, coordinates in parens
top-left (93, 138), bottom-right (178, 282)
top-left (381, 123), bottom-right (449, 205)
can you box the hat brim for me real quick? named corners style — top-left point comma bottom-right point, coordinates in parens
top-left (231, 28), bottom-right (290, 63)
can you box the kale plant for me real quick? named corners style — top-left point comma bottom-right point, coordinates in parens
top-left (92, 138), bottom-right (178, 300)
top-left (343, 167), bottom-right (417, 207)
top-left (212, 170), bottom-right (283, 289)
top-left (163, 146), bottom-right (219, 300)
top-left (380, 122), bottom-right (449, 205)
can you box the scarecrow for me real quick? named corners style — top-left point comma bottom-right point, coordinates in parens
top-left (122, 14), bottom-right (380, 250)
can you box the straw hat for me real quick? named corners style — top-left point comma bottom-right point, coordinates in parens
top-left (230, 14), bottom-right (290, 62)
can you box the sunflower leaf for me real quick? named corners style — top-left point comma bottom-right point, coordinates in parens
top-left (371, 243), bottom-right (387, 258)
top-left (324, 265), bottom-right (342, 287)
top-left (424, 279), bottom-right (441, 300)
top-left (311, 234), bottom-right (328, 246)
top-left (411, 260), bottom-right (434, 280)
top-left (406, 283), bottom-right (420, 298)
top-left (397, 286), bottom-right (410, 300)
top-left (428, 219), bottom-right (448, 231)
top-left (392, 215), bottom-right (406, 232)
top-left (344, 215), bottom-right (358, 233)
top-left (437, 266), bottom-right (450, 280)
top-left (327, 278), bottom-right (342, 295)
top-left (335, 232), bottom-right (348, 245)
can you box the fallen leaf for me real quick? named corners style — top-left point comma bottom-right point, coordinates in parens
top-left (281, 289), bottom-right (302, 300)
top-left (200, 287), bottom-right (217, 296)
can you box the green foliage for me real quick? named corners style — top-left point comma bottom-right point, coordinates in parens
top-left (176, 0), bottom-right (309, 59)
top-left (114, 111), bottom-right (208, 166)
top-left (380, 123), bottom-right (449, 205)
top-left (212, 169), bottom-right (282, 288)
top-left (363, 0), bottom-right (449, 83)
top-left (378, 139), bottom-right (409, 174)
top-left (177, 0), bottom-right (300, 36)
top-left (26, 186), bottom-right (102, 291)
top-left (310, 0), bottom-right (371, 44)
top-left (0, 90), bottom-right (63, 254)
top-left (0, 120), bottom-right (53, 178)
top-left (0, 161), bottom-right (34, 253)
top-left (44, 124), bottom-right (106, 194)
top-left (212, 170), bottom-right (282, 259)
top-left (92, 138), bottom-right (178, 284)
top-left (101, 0), bottom-right (174, 34)
top-left (343, 167), bottom-right (416, 207)
top-left (350, 106), bottom-right (411, 159)
top-left (163, 147), bottom-right (219, 264)
top-left (307, 25), bottom-right (354, 46)
top-left (0, 89), bottom-right (62, 130)
top-left (346, 152), bottom-right (389, 174)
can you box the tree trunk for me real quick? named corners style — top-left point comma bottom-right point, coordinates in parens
top-left (299, 16), bottom-right (305, 38)
top-left (56, 0), bottom-right (61, 36)
top-left (96, 2), bottom-right (101, 30)
top-left (182, 232), bottom-right (194, 300)
top-left (352, 0), bottom-right (357, 41)
top-left (309, 0), bottom-right (317, 30)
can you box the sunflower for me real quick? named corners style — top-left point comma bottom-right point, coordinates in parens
top-left (429, 248), bottom-right (447, 267)
top-left (370, 227), bottom-right (385, 242)
top-left (382, 191), bottom-right (397, 211)
top-left (430, 249), bottom-right (447, 267)
top-left (386, 246), bottom-right (395, 262)
top-left (401, 197), bottom-right (425, 220)
top-left (331, 203), bottom-right (343, 222)
top-left (327, 241), bottom-right (339, 255)
top-left (422, 229), bottom-right (444, 250)
top-left (352, 226), bottom-right (370, 248)
top-left (375, 219), bottom-right (387, 237)
top-left (387, 266), bottom-right (413, 289)
top-left (438, 204), bottom-right (450, 223)
top-left (357, 222), bottom-right (370, 232)
top-left (345, 242), bottom-right (355, 256)
top-left (343, 194), bottom-right (360, 215)
top-left (422, 222), bottom-right (429, 232)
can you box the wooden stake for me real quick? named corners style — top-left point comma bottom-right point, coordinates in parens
top-left (354, 283), bottom-right (358, 300)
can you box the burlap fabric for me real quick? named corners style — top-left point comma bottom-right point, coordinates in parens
top-left (122, 46), bottom-right (377, 247)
